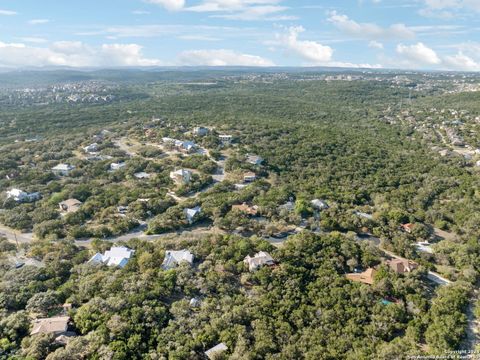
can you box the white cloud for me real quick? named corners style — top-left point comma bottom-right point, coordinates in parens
top-left (325, 61), bottom-right (383, 69)
top-left (178, 35), bottom-right (221, 41)
top-left (396, 42), bottom-right (441, 66)
top-left (327, 11), bottom-right (415, 40)
top-left (147, 0), bottom-right (291, 20)
top-left (0, 9), bottom-right (17, 16)
top-left (420, 0), bottom-right (480, 17)
top-left (368, 40), bottom-right (384, 49)
top-left (277, 26), bottom-right (333, 63)
top-left (211, 5), bottom-right (294, 20)
top-left (132, 10), bottom-right (151, 15)
top-left (186, 0), bottom-right (283, 12)
top-left (178, 49), bottom-right (274, 66)
top-left (78, 24), bottom-right (263, 43)
top-left (18, 37), bottom-right (48, 44)
top-left (0, 41), bottom-right (162, 68)
top-left (28, 19), bottom-right (49, 25)
top-left (145, 0), bottom-right (185, 11)
top-left (444, 52), bottom-right (479, 71)
top-left (273, 26), bottom-right (381, 68)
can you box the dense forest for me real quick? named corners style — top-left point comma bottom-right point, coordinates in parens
top-left (0, 69), bottom-right (479, 359)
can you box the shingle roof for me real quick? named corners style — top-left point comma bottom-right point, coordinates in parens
top-left (162, 249), bottom-right (194, 269)
top-left (31, 316), bottom-right (69, 335)
top-left (88, 246), bottom-right (135, 268)
top-left (205, 343), bottom-right (228, 359)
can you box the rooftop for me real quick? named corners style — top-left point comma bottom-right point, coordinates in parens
top-left (31, 316), bottom-right (70, 336)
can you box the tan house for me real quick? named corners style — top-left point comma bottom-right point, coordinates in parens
top-left (31, 316), bottom-right (70, 336)
top-left (345, 268), bottom-right (376, 285)
top-left (386, 259), bottom-right (418, 274)
top-left (232, 203), bottom-right (258, 216)
top-left (243, 172), bottom-right (256, 183)
top-left (170, 169), bottom-right (192, 184)
top-left (59, 199), bottom-right (82, 213)
top-left (400, 223), bottom-right (414, 233)
top-left (244, 251), bottom-right (275, 272)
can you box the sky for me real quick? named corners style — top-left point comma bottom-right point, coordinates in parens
top-left (0, 0), bottom-right (479, 71)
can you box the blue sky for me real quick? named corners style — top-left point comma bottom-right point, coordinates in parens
top-left (0, 0), bottom-right (479, 70)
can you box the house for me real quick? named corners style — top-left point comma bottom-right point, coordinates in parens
top-left (88, 246), bottom-right (135, 268)
top-left (134, 172), bottom-right (151, 179)
top-left (416, 241), bottom-right (434, 254)
top-left (110, 162), bottom-right (126, 171)
top-left (219, 134), bottom-right (233, 145)
top-left (386, 259), bottom-right (418, 274)
top-left (86, 154), bottom-right (112, 162)
top-left (62, 303), bottom-right (72, 314)
top-left (92, 129), bottom-right (111, 142)
top-left (170, 169), bottom-right (192, 184)
top-left (345, 268), bottom-right (376, 285)
top-left (52, 163), bottom-right (75, 176)
top-left (6, 188), bottom-right (40, 202)
top-left (176, 140), bottom-right (197, 153)
top-left (243, 172), bottom-right (257, 183)
top-left (354, 211), bottom-right (373, 220)
top-left (205, 343), bottom-right (228, 359)
top-left (232, 203), bottom-right (258, 216)
top-left (184, 206), bottom-right (201, 224)
top-left (162, 137), bottom-right (177, 145)
top-left (311, 199), bottom-right (329, 210)
top-left (279, 201), bottom-right (295, 212)
top-left (59, 199), bottom-right (82, 213)
top-left (30, 316), bottom-right (70, 336)
top-left (244, 251), bottom-right (275, 272)
top-left (83, 143), bottom-right (98, 154)
top-left (234, 183), bottom-right (248, 190)
top-left (117, 206), bottom-right (129, 214)
top-left (144, 128), bottom-right (156, 138)
top-left (400, 223), bottom-right (414, 233)
top-left (162, 249), bottom-right (194, 269)
top-left (246, 154), bottom-right (264, 165)
top-left (189, 297), bottom-right (201, 308)
top-left (193, 126), bottom-right (209, 136)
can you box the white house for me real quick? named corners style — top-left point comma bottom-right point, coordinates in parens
top-left (83, 143), bottom-right (98, 154)
top-left (416, 241), bottom-right (434, 254)
top-left (190, 297), bottom-right (201, 308)
top-left (279, 201), bottom-right (295, 212)
top-left (205, 343), bottom-right (228, 359)
top-left (134, 172), bottom-right (151, 179)
top-left (219, 134), bottom-right (233, 145)
top-left (52, 163), bottom-right (75, 176)
top-left (88, 246), bottom-right (135, 268)
top-left (311, 199), bottom-right (329, 210)
top-left (176, 140), bottom-right (197, 153)
top-left (244, 251), bottom-right (275, 272)
top-left (162, 249), bottom-right (194, 270)
top-left (6, 188), bottom-right (40, 202)
top-left (246, 154), bottom-right (264, 165)
top-left (184, 206), bottom-right (201, 224)
top-left (170, 169), bottom-right (192, 184)
top-left (162, 137), bottom-right (177, 144)
top-left (193, 126), bottom-right (209, 136)
top-left (110, 162), bottom-right (126, 171)
top-left (354, 211), bottom-right (373, 220)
